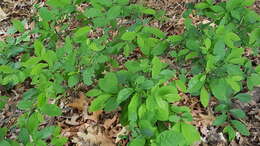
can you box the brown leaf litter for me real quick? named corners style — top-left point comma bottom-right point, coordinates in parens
top-left (60, 91), bottom-right (127, 145)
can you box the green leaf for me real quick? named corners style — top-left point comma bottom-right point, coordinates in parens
top-left (204, 38), bottom-right (211, 49)
top-left (255, 65), bottom-right (260, 73)
top-left (230, 109), bottom-right (246, 119)
top-left (206, 0), bottom-right (213, 5)
top-left (0, 96), bottom-right (8, 110)
top-left (234, 93), bottom-right (252, 103)
top-left (155, 86), bottom-right (178, 98)
top-left (206, 55), bottom-right (216, 73)
top-left (155, 86), bottom-right (180, 102)
top-left (211, 5), bottom-right (225, 12)
top-left (182, 112), bottom-right (193, 122)
top-left (155, 97), bottom-right (169, 121)
top-left (167, 35), bottom-right (183, 43)
top-left (93, 17), bottom-right (108, 27)
top-left (128, 94), bottom-right (139, 122)
top-left (129, 137), bottom-right (146, 146)
top-left (152, 56), bottom-right (167, 79)
top-left (215, 104), bottom-right (229, 112)
top-left (39, 7), bottom-right (54, 21)
top-left (0, 140), bottom-right (11, 146)
top-left (83, 69), bottom-right (94, 86)
top-left (226, 0), bottom-right (243, 10)
top-left (0, 65), bottom-right (16, 74)
top-left (17, 100), bottom-right (33, 110)
top-left (139, 120), bottom-right (156, 137)
top-left (230, 10), bottom-right (241, 20)
top-left (107, 6), bottom-right (121, 19)
top-left (47, 0), bottom-right (71, 8)
top-left (114, 0), bottom-right (129, 5)
top-left (141, 8), bottom-right (156, 15)
top-left (186, 39), bottom-right (200, 51)
top-left (225, 32), bottom-right (240, 48)
top-left (68, 74), bottom-right (79, 87)
top-left (84, 8), bottom-right (103, 18)
top-left (227, 47), bottom-right (244, 61)
top-left (86, 89), bottom-right (102, 97)
top-left (185, 52), bottom-right (199, 60)
top-left (181, 122), bottom-right (201, 145)
top-left (210, 78), bottom-right (228, 100)
top-left (223, 125), bottom-right (236, 141)
top-left (249, 28), bottom-right (260, 45)
top-left (225, 77), bottom-right (241, 93)
top-left (143, 26), bottom-right (165, 39)
top-left (11, 19), bottom-right (25, 32)
top-left (200, 86), bottom-right (210, 107)
top-left (152, 41), bottom-right (168, 56)
top-left (171, 105), bottom-right (190, 113)
top-left (18, 128), bottom-right (30, 144)
top-left (89, 42), bottom-right (105, 51)
top-left (41, 104), bottom-right (62, 116)
top-left (188, 74), bottom-right (205, 94)
top-left (213, 40), bottom-right (225, 58)
top-left (104, 97), bottom-right (118, 112)
top-left (140, 80), bottom-right (154, 90)
top-left (213, 114), bottom-right (227, 126)
top-left (30, 63), bottom-right (48, 75)
top-left (117, 88), bottom-right (134, 104)
top-left (156, 130), bottom-right (186, 146)
top-left (89, 94), bottom-right (111, 112)
top-left (138, 37), bottom-right (150, 55)
top-left (175, 80), bottom-right (187, 93)
top-left (51, 137), bottom-right (68, 146)
top-left (241, 0), bottom-right (255, 6)
top-left (0, 127), bottom-right (7, 141)
top-left (34, 40), bottom-right (45, 57)
top-left (125, 60), bottom-right (141, 73)
top-left (195, 2), bottom-right (209, 9)
top-left (38, 126), bottom-right (56, 139)
top-left (121, 32), bottom-right (137, 41)
top-left (96, 0), bottom-right (112, 7)
top-left (98, 72), bottom-right (118, 94)
top-left (169, 115), bottom-right (181, 123)
top-left (247, 73), bottom-right (260, 90)
top-left (164, 94), bottom-right (181, 103)
top-left (73, 26), bottom-right (91, 41)
top-left (231, 120), bottom-right (250, 136)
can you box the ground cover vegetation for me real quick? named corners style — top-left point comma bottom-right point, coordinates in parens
top-left (0, 0), bottom-right (259, 145)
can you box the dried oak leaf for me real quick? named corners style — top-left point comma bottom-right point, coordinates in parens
top-left (67, 92), bottom-right (87, 111)
top-left (83, 110), bottom-right (103, 123)
top-left (72, 123), bottom-right (114, 146)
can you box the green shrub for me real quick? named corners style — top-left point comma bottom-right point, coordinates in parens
top-left (0, 0), bottom-right (259, 145)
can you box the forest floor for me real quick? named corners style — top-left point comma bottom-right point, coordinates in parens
top-left (0, 0), bottom-right (259, 146)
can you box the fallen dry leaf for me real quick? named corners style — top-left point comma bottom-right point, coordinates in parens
top-left (104, 115), bottom-right (117, 129)
top-left (65, 114), bottom-right (81, 126)
top-left (83, 110), bottom-right (103, 123)
top-left (115, 127), bottom-right (129, 143)
top-left (67, 92), bottom-right (87, 112)
top-left (72, 123), bottom-right (115, 146)
top-left (0, 7), bottom-right (7, 22)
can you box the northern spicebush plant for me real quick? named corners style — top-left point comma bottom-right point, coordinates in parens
top-left (0, 0), bottom-right (259, 145)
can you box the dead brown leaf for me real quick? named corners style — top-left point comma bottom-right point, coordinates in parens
top-left (104, 115), bottom-right (117, 129)
top-left (72, 123), bottom-right (115, 146)
top-left (83, 110), bottom-right (103, 123)
top-left (0, 7), bottom-right (7, 21)
top-left (65, 114), bottom-right (81, 126)
top-left (67, 92), bottom-right (87, 112)
top-left (115, 127), bottom-right (129, 143)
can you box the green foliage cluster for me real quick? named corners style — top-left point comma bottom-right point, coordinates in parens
top-left (0, 0), bottom-right (259, 145)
